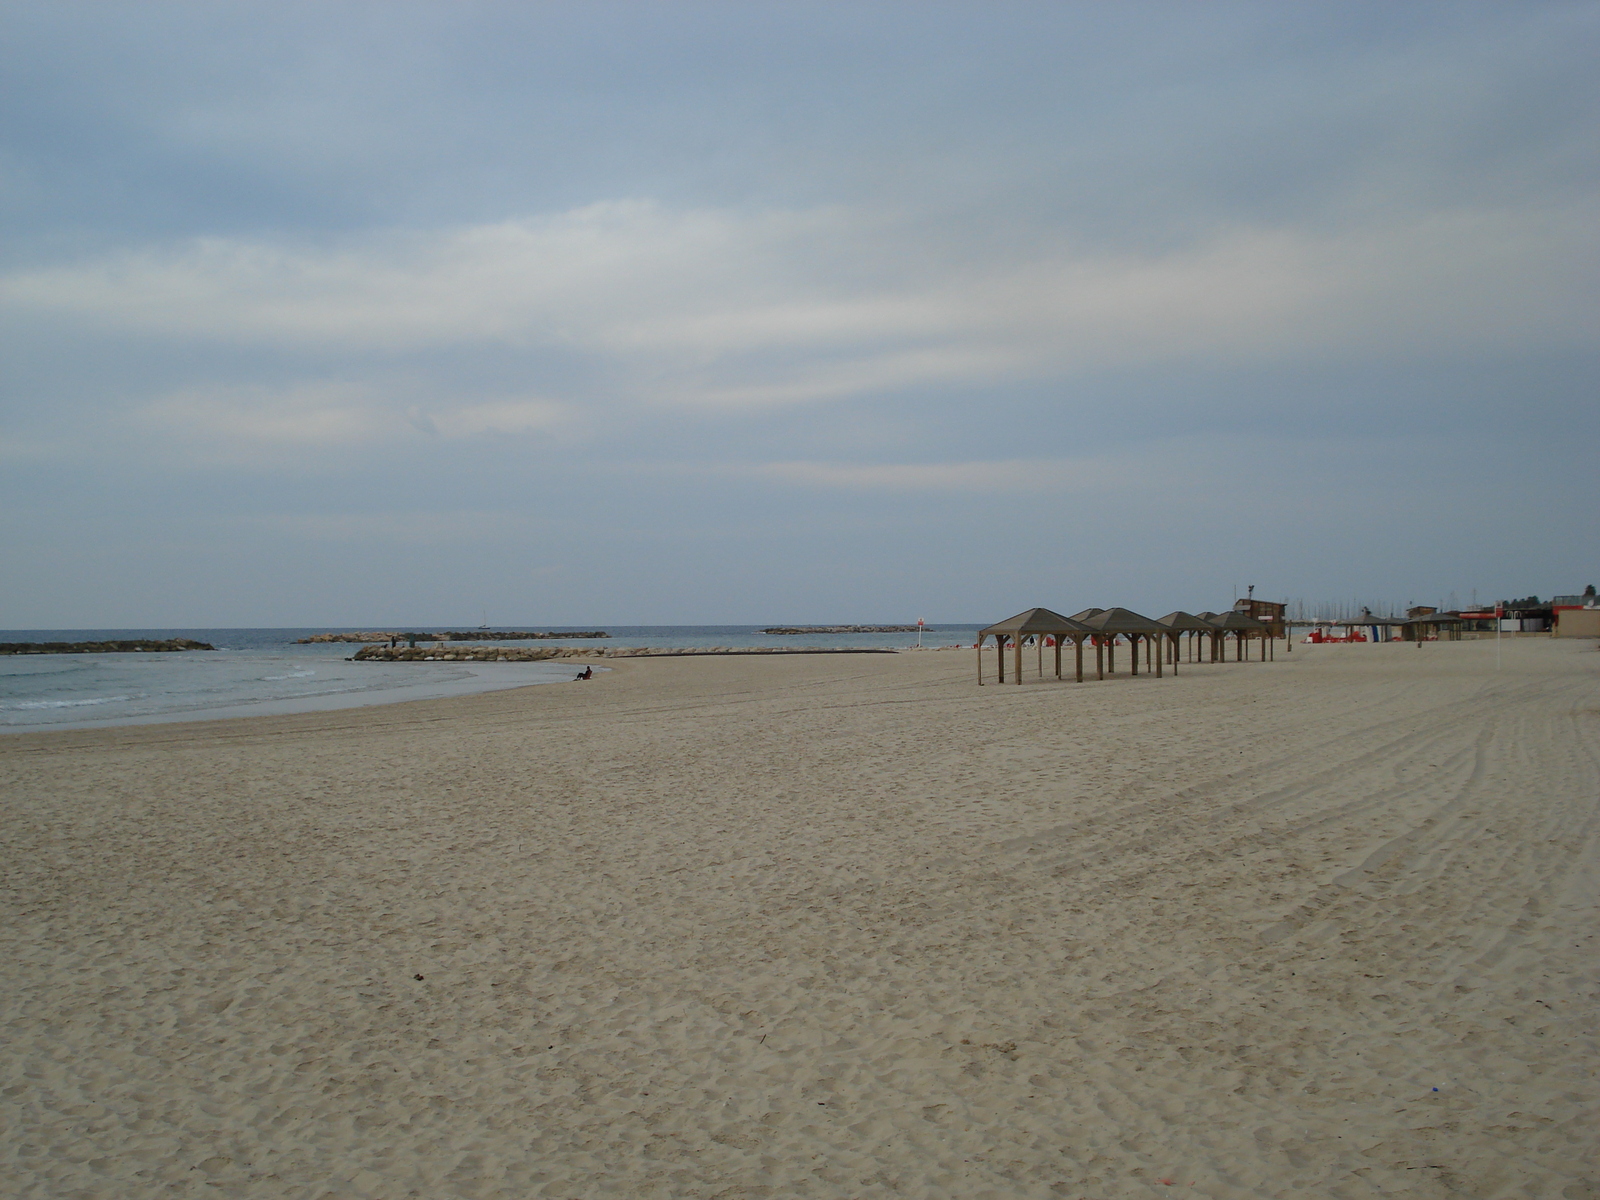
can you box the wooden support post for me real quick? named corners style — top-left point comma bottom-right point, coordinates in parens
top-left (1054, 637), bottom-right (1062, 679)
top-left (997, 635), bottom-right (1005, 683)
top-left (1075, 638), bottom-right (1083, 682)
top-left (1096, 638), bottom-right (1104, 680)
top-left (1155, 634), bottom-right (1163, 678)
top-left (977, 634), bottom-right (984, 685)
top-left (1014, 633), bottom-right (1023, 685)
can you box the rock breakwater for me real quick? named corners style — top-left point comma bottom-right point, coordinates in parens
top-left (762, 625), bottom-right (922, 634)
top-left (352, 645), bottom-right (897, 662)
top-left (298, 630), bottom-right (609, 644)
top-left (0, 639), bottom-right (215, 655)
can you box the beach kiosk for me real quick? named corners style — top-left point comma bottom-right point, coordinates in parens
top-left (977, 608), bottom-right (1092, 685)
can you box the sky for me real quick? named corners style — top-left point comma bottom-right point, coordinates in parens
top-left (1, 1), bottom-right (1596, 627)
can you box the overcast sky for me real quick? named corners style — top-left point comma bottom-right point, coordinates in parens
top-left (2, 1), bottom-right (1595, 627)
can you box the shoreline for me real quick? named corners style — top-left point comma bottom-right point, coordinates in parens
top-left (0, 656), bottom-right (585, 736)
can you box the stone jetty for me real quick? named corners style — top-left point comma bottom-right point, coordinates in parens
top-left (298, 630), bottom-right (609, 644)
top-left (0, 638), bottom-right (214, 655)
top-left (352, 645), bottom-right (896, 663)
top-left (297, 633), bottom-right (608, 643)
top-left (761, 625), bottom-right (922, 635)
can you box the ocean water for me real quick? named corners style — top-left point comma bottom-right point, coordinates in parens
top-left (0, 625), bottom-right (978, 732)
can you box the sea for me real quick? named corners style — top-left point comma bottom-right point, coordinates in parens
top-left (0, 625), bottom-right (978, 732)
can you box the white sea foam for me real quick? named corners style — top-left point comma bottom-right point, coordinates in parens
top-left (0, 635), bottom-right (634, 731)
top-left (7, 695), bottom-right (132, 710)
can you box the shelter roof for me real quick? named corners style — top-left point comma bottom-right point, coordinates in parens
top-left (1155, 610), bottom-right (1215, 631)
top-left (1066, 608), bottom-right (1104, 623)
top-left (978, 608), bottom-right (1092, 638)
top-left (1212, 611), bottom-right (1268, 630)
top-left (1078, 607), bottom-right (1165, 633)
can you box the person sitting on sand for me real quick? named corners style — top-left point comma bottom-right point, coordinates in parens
top-left (574, 666), bottom-right (593, 680)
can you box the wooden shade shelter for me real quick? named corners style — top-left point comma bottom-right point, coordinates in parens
top-left (1211, 610), bottom-right (1273, 661)
top-left (1399, 613), bottom-right (1465, 642)
top-left (1193, 612), bottom-right (1228, 662)
top-left (977, 608), bottom-right (1093, 685)
top-left (1154, 611), bottom-right (1214, 671)
top-left (1074, 607), bottom-right (1169, 679)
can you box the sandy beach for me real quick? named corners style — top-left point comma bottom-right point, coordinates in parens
top-left (1, 637), bottom-right (1595, 1199)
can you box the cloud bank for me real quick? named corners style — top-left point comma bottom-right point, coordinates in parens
top-left (6, 199), bottom-right (1592, 421)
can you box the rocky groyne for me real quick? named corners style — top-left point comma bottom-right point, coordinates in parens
top-left (352, 645), bottom-right (896, 662)
top-left (0, 638), bottom-right (214, 655)
top-left (298, 630), bottom-right (609, 644)
top-left (762, 625), bottom-right (922, 635)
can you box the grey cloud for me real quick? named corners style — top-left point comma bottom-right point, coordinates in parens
top-left (0, 2), bottom-right (1595, 624)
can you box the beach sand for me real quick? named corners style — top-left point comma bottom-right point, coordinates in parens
top-left (2, 638), bottom-right (1595, 1198)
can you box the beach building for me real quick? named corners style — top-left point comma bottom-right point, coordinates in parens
top-left (1553, 587), bottom-right (1600, 637)
top-left (1233, 596), bottom-right (1286, 638)
top-left (1555, 609), bottom-right (1600, 637)
top-left (1497, 596), bottom-right (1553, 633)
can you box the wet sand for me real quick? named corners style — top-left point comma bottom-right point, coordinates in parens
top-left (2, 638), bottom-right (1596, 1198)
